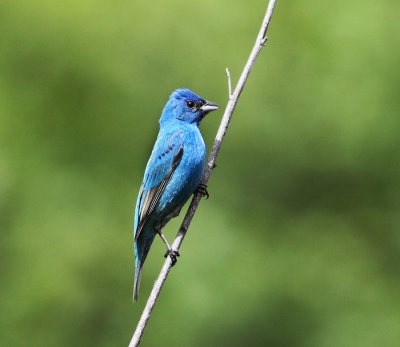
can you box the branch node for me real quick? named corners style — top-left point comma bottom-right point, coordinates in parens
top-left (261, 37), bottom-right (268, 46)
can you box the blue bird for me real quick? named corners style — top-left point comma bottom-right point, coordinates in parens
top-left (133, 88), bottom-right (219, 301)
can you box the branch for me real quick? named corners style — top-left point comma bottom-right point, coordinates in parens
top-left (129, 1), bottom-right (277, 345)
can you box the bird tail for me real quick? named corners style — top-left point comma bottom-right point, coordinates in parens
top-left (133, 259), bottom-right (143, 302)
top-left (133, 231), bottom-right (155, 302)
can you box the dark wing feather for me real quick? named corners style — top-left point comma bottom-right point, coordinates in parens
top-left (134, 132), bottom-right (183, 241)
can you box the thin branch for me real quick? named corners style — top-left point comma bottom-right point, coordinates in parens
top-left (129, 1), bottom-right (277, 346)
top-left (226, 67), bottom-right (232, 98)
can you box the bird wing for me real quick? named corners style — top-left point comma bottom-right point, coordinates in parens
top-left (134, 131), bottom-right (184, 242)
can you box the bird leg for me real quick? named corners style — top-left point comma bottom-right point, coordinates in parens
top-left (155, 227), bottom-right (180, 266)
top-left (195, 183), bottom-right (209, 199)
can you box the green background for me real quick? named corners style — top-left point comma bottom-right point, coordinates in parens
top-left (1, 0), bottom-right (400, 346)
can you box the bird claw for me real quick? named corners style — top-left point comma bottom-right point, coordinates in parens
top-left (164, 249), bottom-right (180, 266)
top-left (195, 183), bottom-right (209, 199)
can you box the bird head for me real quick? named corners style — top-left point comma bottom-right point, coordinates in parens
top-left (159, 88), bottom-right (219, 126)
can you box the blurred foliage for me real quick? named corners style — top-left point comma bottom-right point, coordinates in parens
top-left (1, 0), bottom-right (400, 346)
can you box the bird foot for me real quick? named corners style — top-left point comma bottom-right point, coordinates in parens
top-left (164, 249), bottom-right (180, 266)
top-left (195, 183), bottom-right (209, 199)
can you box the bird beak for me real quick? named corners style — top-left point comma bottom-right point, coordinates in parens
top-left (200, 100), bottom-right (219, 113)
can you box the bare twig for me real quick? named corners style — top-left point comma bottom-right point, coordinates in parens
top-left (129, 1), bottom-right (277, 346)
top-left (226, 67), bottom-right (232, 98)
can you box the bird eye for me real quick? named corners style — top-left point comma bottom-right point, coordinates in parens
top-left (186, 101), bottom-right (195, 109)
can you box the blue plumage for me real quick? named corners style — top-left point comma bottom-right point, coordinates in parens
top-left (133, 88), bottom-right (219, 301)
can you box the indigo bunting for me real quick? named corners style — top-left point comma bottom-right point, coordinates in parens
top-left (133, 88), bottom-right (219, 301)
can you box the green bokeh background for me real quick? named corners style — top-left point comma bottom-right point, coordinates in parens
top-left (1, 0), bottom-right (400, 346)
